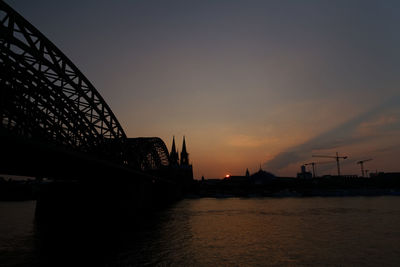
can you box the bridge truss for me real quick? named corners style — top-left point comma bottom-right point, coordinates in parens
top-left (127, 138), bottom-right (170, 171)
top-left (0, 1), bottom-right (126, 162)
top-left (0, 1), bottom-right (171, 172)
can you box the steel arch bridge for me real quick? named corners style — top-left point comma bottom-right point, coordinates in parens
top-left (127, 138), bottom-right (170, 171)
top-left (0, 1), bottom-right (170, 176)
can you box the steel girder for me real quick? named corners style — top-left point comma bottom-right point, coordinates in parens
top-left (0, 1), bottom-right (127, 161)
top-left (0, 1), bottom-right (174, 172)
top-left (126, 138), bottom-right (170, 171)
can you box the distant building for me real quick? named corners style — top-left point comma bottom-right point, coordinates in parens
top-left (250, 167), bottom-right (276, 185)
top-left (201, 178), bottom-right (222, 186)
top-left (297, 165), bottom-right (312, 179)
top-left (229, 175), bottom-right (250, 183)
top-left (370, 172), bottom-right (400, 179)
top-left (225, 167), bottom-right (276, 185)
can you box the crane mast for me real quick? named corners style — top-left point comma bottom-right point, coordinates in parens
top-left (304, 161), bottom-right (336, 178)
top-left (312, 152), bottom-right (348, 176)
top-left (357, 159), bottom-right (373, 177)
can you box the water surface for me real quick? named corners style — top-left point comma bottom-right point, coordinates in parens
top-left (1, 197), bottom-right (400, 266)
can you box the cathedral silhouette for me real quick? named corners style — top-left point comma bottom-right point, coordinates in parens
top-left (170, 136), bottom-right (193, 186)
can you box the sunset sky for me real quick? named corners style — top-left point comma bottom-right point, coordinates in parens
top-left (8, 0), bottom-right (400, 178)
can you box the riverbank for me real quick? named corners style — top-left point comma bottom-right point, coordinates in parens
top-left (191, 173), bottom-right (400, 198)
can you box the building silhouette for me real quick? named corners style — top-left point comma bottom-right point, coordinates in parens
top-left (297, 165), bottom-right (312, 179)
top-left (170, 136), bottom-right (193, 187)
top-left (170, 136), bottom-right (179, 166)
top-left (251, 166), bottom-right (275, 185)
top-left (226, 167), bottom-right (276, 185)
top-left (180, 136), bottom-right (189, 166)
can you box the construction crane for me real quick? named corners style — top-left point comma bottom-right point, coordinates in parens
top-left (357, 159), bottom-right (372, 177)
top-left (304, 161), bottom-right (336, 178)
top-left (312, 152), bottom-right (348, 176)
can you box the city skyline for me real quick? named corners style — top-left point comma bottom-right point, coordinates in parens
top-left (8, 0), bottom-right (400, 178)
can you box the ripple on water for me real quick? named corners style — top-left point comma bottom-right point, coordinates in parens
top-left (1, 197), bottom-right (400, 266)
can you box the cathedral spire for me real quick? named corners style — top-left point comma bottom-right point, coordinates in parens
top-left (182, 136), bottom-right (187, 154)
top-left (171, 136), bottom-right (177, 153)
top-left (180, 136), bottom-right (189, 166)
top-left (170, 136), bottom-right (179, 165)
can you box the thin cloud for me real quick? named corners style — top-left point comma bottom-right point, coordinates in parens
top-left (264, 95), bottom-right (400, 172)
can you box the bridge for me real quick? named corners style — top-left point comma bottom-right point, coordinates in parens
top-left (0, 1), bottom-right (191, 215)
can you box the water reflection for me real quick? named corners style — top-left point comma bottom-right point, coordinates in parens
top-left (114, 197), bottom-right (400, 266)
top-left (2, 197), bottom-right (400, 266)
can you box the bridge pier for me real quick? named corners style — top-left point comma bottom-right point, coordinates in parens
top-left (1, 130), bottom-right (185, 226)
top-left (35, 176), bottom-right (183, 226)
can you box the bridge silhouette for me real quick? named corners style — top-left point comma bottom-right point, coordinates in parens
top-left (0, 1), bottom-right (191, 214)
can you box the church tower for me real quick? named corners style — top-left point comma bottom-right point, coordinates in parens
top-left (180, 136), bottom-right (189, 166)
top-left (171, 135), bottom-right (193, 186)
top-left (170, 136), bottom-right (179, 166)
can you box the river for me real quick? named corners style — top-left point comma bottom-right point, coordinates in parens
top-left (1, 197), bottom-right (400, 266)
